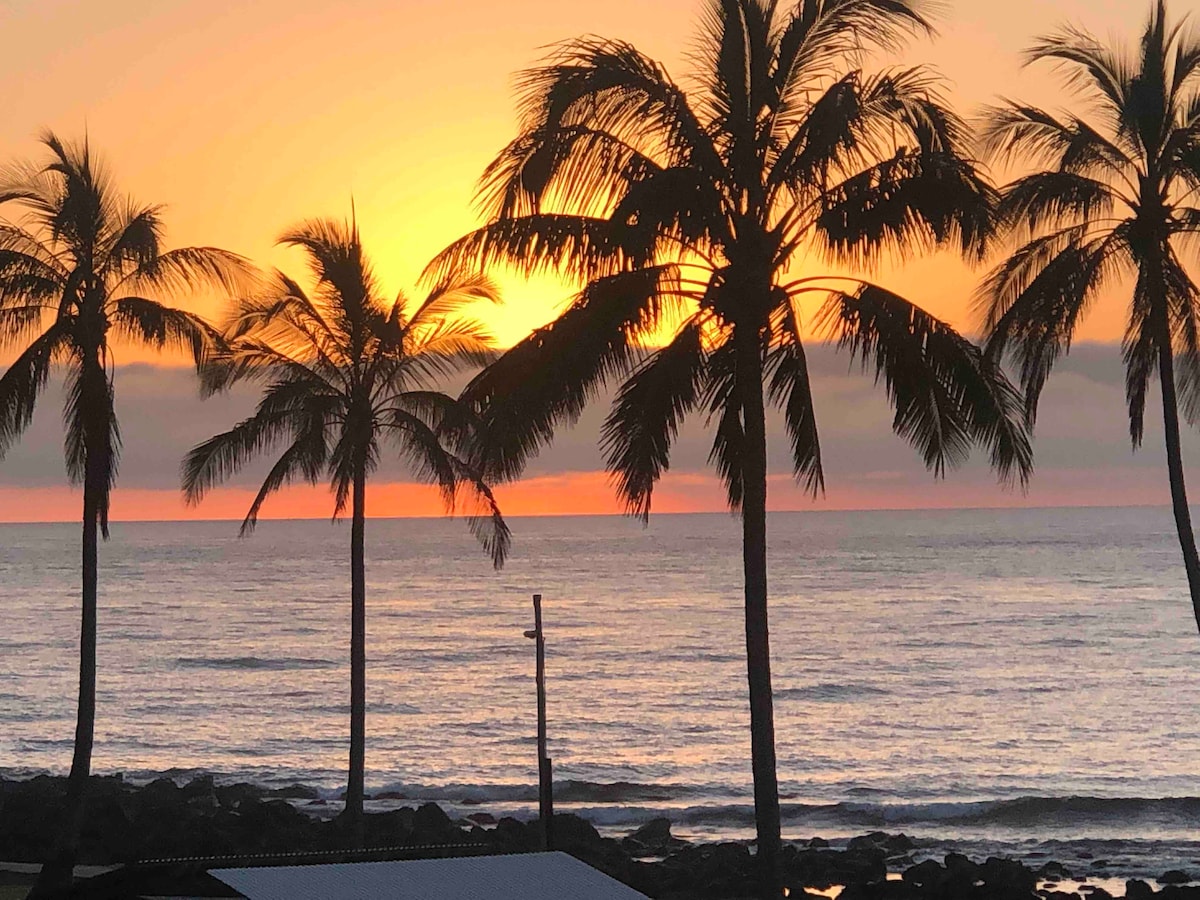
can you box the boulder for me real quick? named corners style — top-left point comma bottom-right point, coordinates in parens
top-left (270, 783), bottom-right (320, 800)
top-left (788, 847), bottom-right (886, 888)
top-left (1163, 872), bottom-right (1194, 886)
top-left (848, 832), bottom-right (893, 852)
top-left (549, 813), bottom-right (605, 853)
top-left (411, 802), bottom-right (456, 842)
top-left (622, 817), bottom-right (680, 857)
top-left (1125, 880), bottom-right (1155, 900)
top-left (490, 816), bottom-right (535, 853)
top-left (840, 881), bottom-right (923, 900)
top-left (1037, 861), bottom-right (1072, 880)
top-left (979, 856), bottom-right (1037, 896)
top-left (902, 858), bottom-right (947, 889)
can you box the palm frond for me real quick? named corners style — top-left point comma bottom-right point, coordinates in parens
top-left (997, 170), bottom-right (1120, 240)
top-left (814, 149), bottom-right (997, 267)
top-left (819, 283), bottom-right (1032, 485)
top-left (767, 299), bottom-right (823, 495)
top-left (479, 124), bottom-right (663, 221)
top-left (979, 101), bottom-right (1134, 178)
top-left (182, 379), bottom-right (334, 503)
top-left (771, 0), bottom-right (933, 109)
top-left (117, 246), bottom-right (256, 301)
top-left (459, 266), bottom-right (674, 482)
top-left (405, 271), bottom-right (501, 331)
top-left (111, 297), bottom-right (222, 367)
top-left (984, 229), bottom-right (1131, 423)
top-left (62, 356), bottom-right (121, 536)
top-left (425, 214), bottom-right (643, 285)
top-left (702, 340), bottom-right (745, 512)
top-left (1026, 25), bottom-right (1132, 120)
top-left (0, 324), bottom-right (67, 457)
top-left (453, 466), bottom-right (512, 569)
top-left (239, 421), bottom-right (331, 535)
top-left (507, 37), bottom-right (723, 190)
top-left (602, 318), bottom-right (706, 520)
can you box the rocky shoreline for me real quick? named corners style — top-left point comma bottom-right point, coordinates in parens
top-left (1, 775), bottom-right (1198, 899)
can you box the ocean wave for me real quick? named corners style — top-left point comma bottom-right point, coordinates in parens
top-left (361, 779), bottom-right (701, 805)
top-left (776, 683), bottom-right (890, 702)
top-left (175, 656), bottom-right (337, 671)
top-left (774, 796), bottom-right (1200, 830)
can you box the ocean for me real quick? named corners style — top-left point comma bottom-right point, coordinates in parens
top-left (4, 507), bottom-right (1200, 877)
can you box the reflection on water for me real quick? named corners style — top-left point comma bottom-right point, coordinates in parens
top-left (2, 507), bottom-right (1200, 859)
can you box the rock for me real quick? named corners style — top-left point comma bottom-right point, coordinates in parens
top-left (886, 834), bottom-right (915, 855)
top-left (141, 777), bottom-right (182, 807)
top-left (363, 807), bottom-right (415, 846)
top-left (1164, 872), bottom-right (1194, 886)
top-left (214, 781), bottom-right (263, 809)
top-left (179, 775), bottom-right (214, 798)
top-left (1038, 861), bottom-right (1073, 880)
top-left (550, 813), bottom-right (605, 853)
top-left (945, 852), bottom-right (977, 875)
top-left (788, 847), bottom-right (886, 889)
top-left (979, 856), bottom-right (1038, 896)
top-left (490, 816), bottom-right (535, 853)
top-left (694, 842), bottom-right (755, 897)
top-left (840, 881), bottom-right (923, 900)
top-left (467, 812), bottom-right (496, 826)
top-left (270, 783), bottom-right (320, 800)
top-left (1126, 879), bottom-right (1155, 900)
top-left (412, 802), bottom-right (454, 840)
top-left (848, 831), bottom-right (893, 852)
top-left (622, 817), bottom-right (678, 858)
top-left (808, 837), bottom-right (830, 849)
top-left (902, 859), bottom-right (947, 889)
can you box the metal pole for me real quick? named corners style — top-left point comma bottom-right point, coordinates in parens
top-left (525, 593), bottom-right (553, 850)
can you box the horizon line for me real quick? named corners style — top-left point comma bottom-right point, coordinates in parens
top-left (0, 500), bottom-right (1175, 527)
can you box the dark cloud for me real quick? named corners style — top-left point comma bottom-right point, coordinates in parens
top-left (0, 343), bottom-right (1192, 507)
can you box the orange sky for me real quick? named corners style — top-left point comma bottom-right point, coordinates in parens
top-left (0, 0), bottom-right (1182, 522)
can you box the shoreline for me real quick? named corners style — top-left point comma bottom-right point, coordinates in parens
top-left (3, 774), bottom-right (1200, 899)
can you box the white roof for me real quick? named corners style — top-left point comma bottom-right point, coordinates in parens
top-left (210, 852), bottom-right (649, 900)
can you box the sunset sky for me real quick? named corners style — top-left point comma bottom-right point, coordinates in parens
top-left (0, 0), bottom-right (1190, 522)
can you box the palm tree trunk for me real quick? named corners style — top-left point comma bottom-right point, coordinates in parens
top-left (344, 462), bottom-right (368, 847)
top-left (31, 453), bottom-right (101, 899)
top-left (737, 326), bottom-right (782, 897)
top-left (1158, 339), bottom-right (1200, 630)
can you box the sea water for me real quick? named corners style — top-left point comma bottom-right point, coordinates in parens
top-left (3, 507), bottom-right (1200, 876)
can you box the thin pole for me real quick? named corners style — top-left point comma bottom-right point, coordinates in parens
top-left (526, 593), bottom-right (553, 850)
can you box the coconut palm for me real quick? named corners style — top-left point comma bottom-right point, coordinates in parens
top-left (182, 216), bottom-right (510, 844)
top-left (981, 0), bottom-right (1200, 630)
top-left (0, 133), bottom-right (249, 898)
top-left (430, 0), bottom-right (1031, 891)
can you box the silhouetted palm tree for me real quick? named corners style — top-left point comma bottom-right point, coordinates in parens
top-left (981, 1), bottom-right (1200, 630)
top-left (0, 133), bottom-right (249, 898)
top-left (183, 216), bottom-right (511, 844)
top-left (431, 0), bottom-right (1031, 891)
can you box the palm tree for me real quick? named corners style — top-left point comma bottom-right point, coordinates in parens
top-left (182, 216), bottom-right (511, 844)
top-left (981, 0), bottom-right (1200, 631)
top-left (431, 0), bottom-right (1031, 891)
top-left (0, 133), bottom-right (249, 898)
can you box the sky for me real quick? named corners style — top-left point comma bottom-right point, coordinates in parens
top-left (0, 0), bottom-right (1192, 522)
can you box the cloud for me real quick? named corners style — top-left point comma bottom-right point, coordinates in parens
top-left (0, 342), bottom-right (1191, 520)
